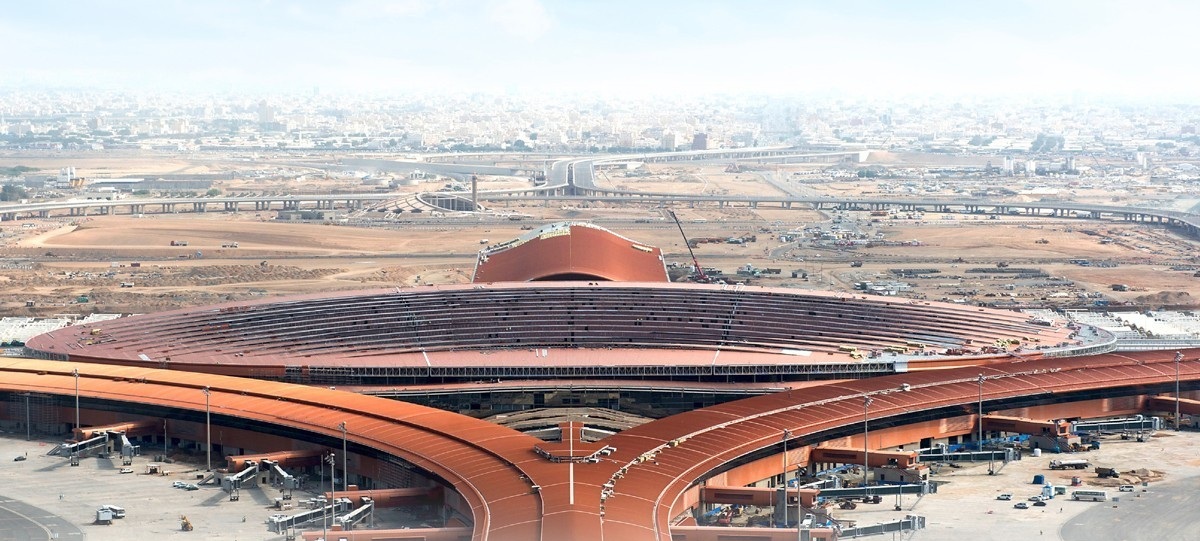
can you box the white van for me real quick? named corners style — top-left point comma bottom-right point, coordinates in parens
top-left (1118, 485), bottom-right (1135, 492)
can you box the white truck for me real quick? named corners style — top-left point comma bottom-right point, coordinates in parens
top-left (1049, 459), bottom-right (1090, 470)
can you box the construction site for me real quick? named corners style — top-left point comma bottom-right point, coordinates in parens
top-left (2, 150), bottom-right (1200, 541)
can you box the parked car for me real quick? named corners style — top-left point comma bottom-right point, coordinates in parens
top-left (13, 455), bottom-right (26, 462)
top-left (996, 493), bottom-right (1012, 500)
top-left (1118, 485), bottom-right (1135, 492)
top-left (119, 467), bottom-right (134, 474)
top-left (1014, 502), bottom-right (1029, 509)
top-left (1028, 495), bottom-right (1044, 502)
top-left (1033, 500), bottom-right (1047, 507)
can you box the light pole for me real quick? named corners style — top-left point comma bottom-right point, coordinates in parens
top-left (782, 429), bottom-right (791, 484)
top-left (324, 453), bottom-right (328, 541)
top-left (1175, 351), bottom-right (1183, 431)
top-left (321, 453), bottom-right (327, 541)
top-left (328, 451), bottom-right (337, 530)
top-left (863, 396), bottom-right (872, 489)
top-left (202, 387), bottom-right (212, 471)
top-left (338, 422), bottom-right (348, 492)
top-left (977, 374), bottom-right (985, 450)
top-left (72, 368), bottom-right (80, 431)
top-left (782, 429), bottom-right (792, 528)
top-left (979, 374), bottom-right (993, 473)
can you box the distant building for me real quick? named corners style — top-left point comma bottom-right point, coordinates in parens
top-left (258, 100), bottom-right (275, 124)
top-left (691, 132), bottom-right (708, 151)
top-left (662, 131), bottom-right (676, 151)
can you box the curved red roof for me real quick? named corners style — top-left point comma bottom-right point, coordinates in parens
top-left (4, 351), bottom-right (1198, 541)
top-left (24, 282), bottom-right (1071, 380)
top-left (472, 222), bottom-right (668, 282)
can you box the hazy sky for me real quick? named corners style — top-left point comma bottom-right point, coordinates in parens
top-left (4, 0), bottom-right (1198, 99)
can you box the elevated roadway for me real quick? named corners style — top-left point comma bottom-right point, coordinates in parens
top-left (3, 144), bottom-right (1199, 234)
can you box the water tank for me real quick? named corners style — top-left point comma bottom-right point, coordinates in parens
top-left (1032, 474), bottom-right (1045, 485)
top-left (1032, 448), bottom-right (1042, 457)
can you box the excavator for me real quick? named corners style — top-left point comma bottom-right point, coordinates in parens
top-left (667, 210), bottom-right (710, 283)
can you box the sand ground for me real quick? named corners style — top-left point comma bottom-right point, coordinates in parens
top-left (5, 152), bottom-right (1200, 316)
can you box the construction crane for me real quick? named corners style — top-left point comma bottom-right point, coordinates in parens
top-left (667, 210), bottom-right (709, 282)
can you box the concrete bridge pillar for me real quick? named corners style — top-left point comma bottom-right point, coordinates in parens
top-left (750, 201), bottom-right (758, 209)
top-left (193, 202), bottom-right (207, 213)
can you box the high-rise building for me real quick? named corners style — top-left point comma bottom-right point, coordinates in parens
top-left (691, 132), bottom-right (708, 151)
top-left (258, 100), bottom-right (275, 124)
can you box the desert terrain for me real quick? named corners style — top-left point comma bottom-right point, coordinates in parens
top-left (4, 152), bottom-right (1200, 317)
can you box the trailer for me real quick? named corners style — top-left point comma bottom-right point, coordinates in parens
top-left (1049, 459), bottom-right (1090, 470)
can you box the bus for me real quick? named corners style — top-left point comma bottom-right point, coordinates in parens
top-left (1072, 490), bottom-right (1108, 502)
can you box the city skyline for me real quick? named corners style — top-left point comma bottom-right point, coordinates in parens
top-left (4, 0), bottom-right (1199, 100)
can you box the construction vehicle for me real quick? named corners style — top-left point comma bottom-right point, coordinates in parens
top-left (180, 515), bottom-right (194, 531)
top-left (1049, 459), bottom-right (1090, 470)
top-left (668, 210), bottom-right (709, 283)
top-left (1094, 466), bottom-right (1121, 478)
